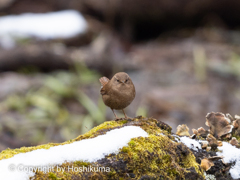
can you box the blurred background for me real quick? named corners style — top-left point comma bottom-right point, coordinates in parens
top-left (1, 0), bottom-right (240, 151)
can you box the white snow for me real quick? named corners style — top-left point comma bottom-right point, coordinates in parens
top-left (217, 142), bottom-right (240, 179)
top-left (0, 126), bottom-right (148, 180)
top-left (179, 136), bottom-right (202, 151)
top-left (0, 10), bottom-right (87, 48)
top-left (180, 137), bottom-right (240, 179)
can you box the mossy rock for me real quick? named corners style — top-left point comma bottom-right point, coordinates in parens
top-left (0, 116), bottom-right (204, 180)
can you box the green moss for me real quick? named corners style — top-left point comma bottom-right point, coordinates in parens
top-left (113, 133), bottom-right (203, 179)
top-left (232, 134), bottom-right (240, 141)
top-left (48, 172), bottom-right (58, 180)
top-left (74, 161), bottom-right (91, 167)
top-left (74, 119), bottom-right (128, 141)
top-left (1, 117), bottom-right (204, 179)
top-left (0, 119), bottom-right (128, 160)
top-left (0, 143), bottom-right (56, 160)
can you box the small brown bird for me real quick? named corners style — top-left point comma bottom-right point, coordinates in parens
top-left (99, 72), bottom-right (136, 119)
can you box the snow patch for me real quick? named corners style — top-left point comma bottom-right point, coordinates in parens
top-left (179, 136), bottom-right (202, 151)
top-left (0, 126), bottom-right (148, 180)
top-left (0, 10), bottom-right (87, 49)
top-left (217, 142), bottom-right (240, 179)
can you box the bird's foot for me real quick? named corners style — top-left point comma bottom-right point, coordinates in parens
top-left (115, 117), bottom-right (125, 121)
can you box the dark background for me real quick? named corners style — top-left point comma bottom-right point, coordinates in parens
top-left (1, 0), bottom-right (240, 150)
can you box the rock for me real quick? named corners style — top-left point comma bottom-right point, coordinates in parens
top-left (0, 116), bottom-right (204, 179)
top-left (1, 115), bottom-right (239, 179)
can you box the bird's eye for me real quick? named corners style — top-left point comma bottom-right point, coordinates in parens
top-left (125, 79), bottom-right (129, 83)
top-left (117, 79), bottom-right (120, 82)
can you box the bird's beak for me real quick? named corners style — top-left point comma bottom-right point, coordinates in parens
top-left (121, 81), bottom-right (125, 83)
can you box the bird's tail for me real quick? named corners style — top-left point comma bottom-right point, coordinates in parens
top-left (99, 77), bottom-right (109, 87)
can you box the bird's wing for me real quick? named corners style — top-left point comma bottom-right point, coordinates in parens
top-left (99, 77), bottom-right (109, 95)
top-left (99, 77), bottom-right (109, 86)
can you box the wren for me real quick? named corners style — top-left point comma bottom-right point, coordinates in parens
top-left (99, 72), bottom-right (136, 119)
